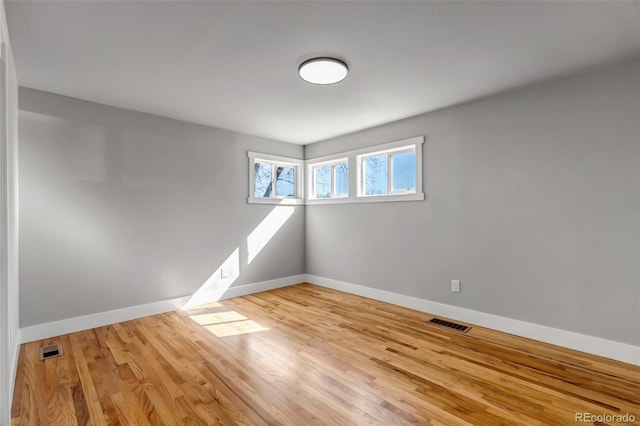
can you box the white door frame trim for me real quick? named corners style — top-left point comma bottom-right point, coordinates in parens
top-left (0, 41), bottom-right (11, 422)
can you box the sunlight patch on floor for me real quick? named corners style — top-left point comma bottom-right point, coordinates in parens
top-left (186, 301), bottom-right (270, 338)
top-left (204, 320), bottom-right (270, 337)
top-left (189, 311), bottom-right (247, 325)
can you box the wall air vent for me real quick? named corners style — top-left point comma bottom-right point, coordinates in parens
top-left (428, 317), bottom-right (471, 333)
top-left (39, 343), bottom-right (63, 360)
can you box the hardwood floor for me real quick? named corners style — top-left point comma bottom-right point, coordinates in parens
top-left (11, 284), bottom-right (640, 425)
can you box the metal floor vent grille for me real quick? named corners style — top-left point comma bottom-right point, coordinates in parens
top-left (39, 343), bottom-right (63, 360)
top-left (428, 317), bottom-right (471, 333)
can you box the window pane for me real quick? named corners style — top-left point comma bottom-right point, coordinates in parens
top-left (364, 155), bottom-right (388, 195)
top-left (275, 166), bottom-right (295, 197)
top-left (315, 165), bottom-right (332, 199)
top-left (334, 163), bottom-right (348, 197)
top-left (254, 162), bottom-right (272, 198)
top-left (392, 151), bottom-right (416, 192)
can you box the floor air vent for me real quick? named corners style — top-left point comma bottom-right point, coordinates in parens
top-left (428, 317), bottom-right (471, 333)
top-left (39, 343), bottom-right (63, 360)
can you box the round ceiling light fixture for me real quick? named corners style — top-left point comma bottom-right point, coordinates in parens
top-left (298, 57), bottom-right (348, 85)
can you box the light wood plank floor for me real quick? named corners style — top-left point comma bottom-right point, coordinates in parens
top-left (11, 284), bottom-right (640, 425)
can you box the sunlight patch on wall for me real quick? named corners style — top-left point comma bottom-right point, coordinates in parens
top-left (183, 248), bottom-right (240, 308)
top-left (247, 206), bottom-right (294, 264)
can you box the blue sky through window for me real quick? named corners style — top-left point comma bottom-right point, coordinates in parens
top-left (315, 165), bottom-right (331, 198)
top-left (335, 163), bottom-right (348, 196)
top-left (364, 155), bottom-right (388, 195)
top-left (392, 152), bottom-right (416, 191)
top-left (276, 166), bottom-right (295, 197)
top-left (254, 162), bottom-right (272, 198)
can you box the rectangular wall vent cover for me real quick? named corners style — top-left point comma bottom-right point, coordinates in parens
top-left (428, 317), bottom-right (471, 333)
top-left (39, 343), bottom-right (63, 360)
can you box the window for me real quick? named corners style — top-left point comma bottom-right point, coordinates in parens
top-left (250, 136), bottom-right (423, 205)
top-left (359, 146), bottom-right (416, 197)
top-left (248, 152), bottom-right (303, 204)
top-left (305, 136), bottom-right (424, 204)
top-left (310, 159), bottom-right (348, 199)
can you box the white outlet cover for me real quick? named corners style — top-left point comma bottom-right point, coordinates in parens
top-left (451, 279), bottom-right (461, 293)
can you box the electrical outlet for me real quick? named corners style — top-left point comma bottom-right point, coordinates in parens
top-left (451, 279), bottom-right (461, 293)
top-left (220, 268), bottom-right (229, 279)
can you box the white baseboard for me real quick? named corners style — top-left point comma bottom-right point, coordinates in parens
top-left (17, 273), bottom-right (640, 365)
top-left (20, 274), bottom-right (305, 344)
top-left (219, 274), bottom-right (306, 300)
top-left (305, 274), bottom-right (640, 366)
top-left (20, 295), bottom-right (191, 344)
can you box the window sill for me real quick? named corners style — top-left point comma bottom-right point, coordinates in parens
top-left (247, 197), bottom-right (304, 205)
top-left (305, 192), bottom-right (425, 205)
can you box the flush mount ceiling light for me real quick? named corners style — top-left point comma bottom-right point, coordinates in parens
top-left (298, 57), bottom-right (348, 85)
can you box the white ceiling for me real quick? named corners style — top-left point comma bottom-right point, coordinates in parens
top-left (6, 1), bottom-right (640, 145)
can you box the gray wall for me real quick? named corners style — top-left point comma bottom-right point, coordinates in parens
top-left (19, 88), bottom-right (305, 327)
top-left (305, 60), bottom-right (640, 345)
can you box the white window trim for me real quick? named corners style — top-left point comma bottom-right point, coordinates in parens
top-left (248, 152), bottom-right (304, 205)
top-left (305, 136), bottom-right (425, 205)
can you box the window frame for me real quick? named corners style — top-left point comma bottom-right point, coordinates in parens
top-left (308, 158), bottom-right (349, 200)
top-left (306, 136), bottom-right (424, 205)
top-left (358, 145), bottom-right (417, 197)
top-left (248, 152), bottom-right (304, 205)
